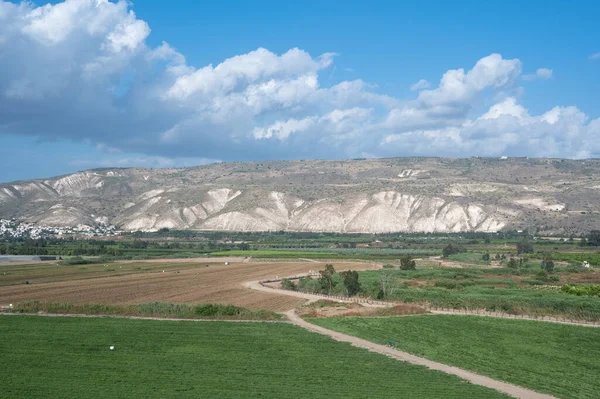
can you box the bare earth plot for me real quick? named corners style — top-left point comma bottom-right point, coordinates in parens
top-left (0, 260), bottom-right (374, 311)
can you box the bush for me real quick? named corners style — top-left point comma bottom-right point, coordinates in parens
top-left (482, 253), bottom-right (490, 262)
top-left (297, 277), bottom-right (323, 294)
top-left (399, 255), bottom-right (416, 270)
top-left (61, 256), bottom-right (97, 265)
top-left (442, 244), bottom-right (466, 258)
top-left (560, 284), bottom-right (600, 297)
top-left (507, 258), bottom-right (519, 269)
top-left (281, 278), bottom-right (297, 291)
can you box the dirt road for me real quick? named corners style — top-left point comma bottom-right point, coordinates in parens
top-left (246, 277), bottom-right (563, 398)
top-left (284, 310), bottom-right (556, 399)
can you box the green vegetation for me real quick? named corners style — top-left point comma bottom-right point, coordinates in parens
top-left (311, 315), bottom-right (600, 399)
top-left (7, 301), bottom-right (280, 320)
top-left (442, 243), bottom-right (466, 258)
top-left (356, 268), bottom-right (600, 321)
top-left (211, 248), bottom-right (437, 260)
top-left (561, 284), bottom-right (600, 297)
top-left (61, 256), bottom-right (103, 265)
top-left (0, 316), bottom-right (508, 398)
top-left (447, 252), bottom-right (490, 265)
top-left (516, 240), bottom-right (534, 254)
top-left (399, 255), bottom-right (416, 270)
top-left (540, 253), bottom-right (555, 272)
top-left (541, 252), bottom-right (600, 266)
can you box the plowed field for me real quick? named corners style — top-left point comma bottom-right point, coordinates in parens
top-left (0, 260), bottom-right (375, 311)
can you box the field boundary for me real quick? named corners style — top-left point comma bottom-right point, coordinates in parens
top-left (0, 311), bottom-right (284, 323)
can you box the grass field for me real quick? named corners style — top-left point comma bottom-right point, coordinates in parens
top-left (0, 316), bottom-right (508, 399)
top-left (311, 315), bottom-right (600, 399)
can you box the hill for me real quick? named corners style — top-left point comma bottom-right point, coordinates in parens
top-left (1, 157), bottom-right (599, 234)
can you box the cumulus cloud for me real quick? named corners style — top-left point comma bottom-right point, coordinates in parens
top-left (410, 79), bottom-right (430, 91)
top-left (522, 68), bottom-right (553, 81)
top-left (0, 0), bottom-right (598, 165)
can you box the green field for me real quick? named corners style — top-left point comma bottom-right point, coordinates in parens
top-left (355, 268), bottom-right (600, 321)
top-left (209, 248), bottom-right (436, 259)
top-left (0, 316), bottom-right (508, 398)
top-left (311, 315), bottom-right (600, 399)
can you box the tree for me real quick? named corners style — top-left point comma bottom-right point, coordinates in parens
top-left (379, 270), bottom-right (396, 299)
top-left (442, 244), bottom-right (465, 258)
top-left (541, 254), bottom-right (555, 272)
top-left (482, 253), bottom-right (490, 262)
top-left (579, 237), bottom-right (588, 247)
top-left (484, 236), bottom-right (491, 244)
top-left (587, 230), bottom-right (600, 246)
top-left (507, 258), bottom-right (519, 269)
top-left (399, 255), bottom-right (416, 270)
top-left (238, 242), bottom-right (250, 251)
top-left (340, 270), bottom-right (361, 296)
top-left (516, 240), bottom-right (534, 254)
top-left (318, 264), bottom-right (337, 294)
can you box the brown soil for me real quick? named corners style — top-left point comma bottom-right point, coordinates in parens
top-left (0, 260), bottom-right (373, 312)
top-left (298, 302), bottom-right (428, 318)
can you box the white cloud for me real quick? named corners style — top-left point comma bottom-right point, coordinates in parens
top-left (410, 79), bottom-right (430, 91)
top-left (523, 67), bottom-right (553, 81)
top-left (0, 0), bottom-right (598, 165)
top-left (590, 52), bottom-right (600, 60)
top-left (253, 117), bottom-right (316, 140)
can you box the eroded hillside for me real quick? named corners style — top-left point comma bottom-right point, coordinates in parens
top-left (1, 158), bottom-right (599, 234)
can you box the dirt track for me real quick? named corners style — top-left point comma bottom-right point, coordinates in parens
top-left (284, 310), bottom-right (556, 399)
top-left (247, 278), bottom-right (559, 398)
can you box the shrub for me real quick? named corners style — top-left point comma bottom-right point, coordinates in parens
top-left (560, 284), bottom-right (600, 297)
top-left (482, 253), bottom-right (490, 262)
top-left (507, 258), bottom-right (519, 269)
top-left (281, 278), bottom-right (297, 291)
top-left (442, 244), bottom-right (466, 258)
top-left (399, 255), bottom-right (416, 270)
top-left (61, 256), bottom-right (97, 265)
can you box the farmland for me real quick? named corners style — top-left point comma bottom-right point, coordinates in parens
top-left (0, 316), bottom-right (509, 399)
top-left (0, 259), bottom-right (375, 311)
top-left (311, 315), bottom-right (600, 399)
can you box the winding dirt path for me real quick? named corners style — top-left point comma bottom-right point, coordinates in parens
top-left (284, 310), bottom-right (555, 399)
top-left (245, 279), bottom-right (559, 399)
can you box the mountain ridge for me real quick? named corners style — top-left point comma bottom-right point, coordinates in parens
top-left (1, 157), bottom-right (599, 234)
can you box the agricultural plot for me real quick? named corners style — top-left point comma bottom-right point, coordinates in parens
top-left (0, 258), bottom-right (240, 287)
top-left (0, 316), bottom-right (509, 399)
top-left (311, 315), bottom-right (600, 399)
top-left (0, 260), bottom-right (373, 311)
top-left (210, 247), bottom-right (438, 260)
top-left (356, 268), bottom-right (600, 321)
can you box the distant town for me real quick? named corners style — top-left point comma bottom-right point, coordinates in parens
top-left (0, 219), bottom-right (119, 240)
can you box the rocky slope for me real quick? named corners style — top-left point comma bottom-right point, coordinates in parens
top-left (1, 158), bottom-right (599, 234)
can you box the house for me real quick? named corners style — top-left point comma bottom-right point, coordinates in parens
top-left (582, 261), bottom-right (590, 268)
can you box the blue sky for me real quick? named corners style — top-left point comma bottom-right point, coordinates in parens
top-left (0, 0), bottom-right (599, 182)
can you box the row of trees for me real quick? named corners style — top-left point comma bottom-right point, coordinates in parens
top-left (283, 264), bottom-right (363, 297)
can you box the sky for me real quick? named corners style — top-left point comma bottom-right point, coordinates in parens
top-left (0, 0), bottom-right (599, 182)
